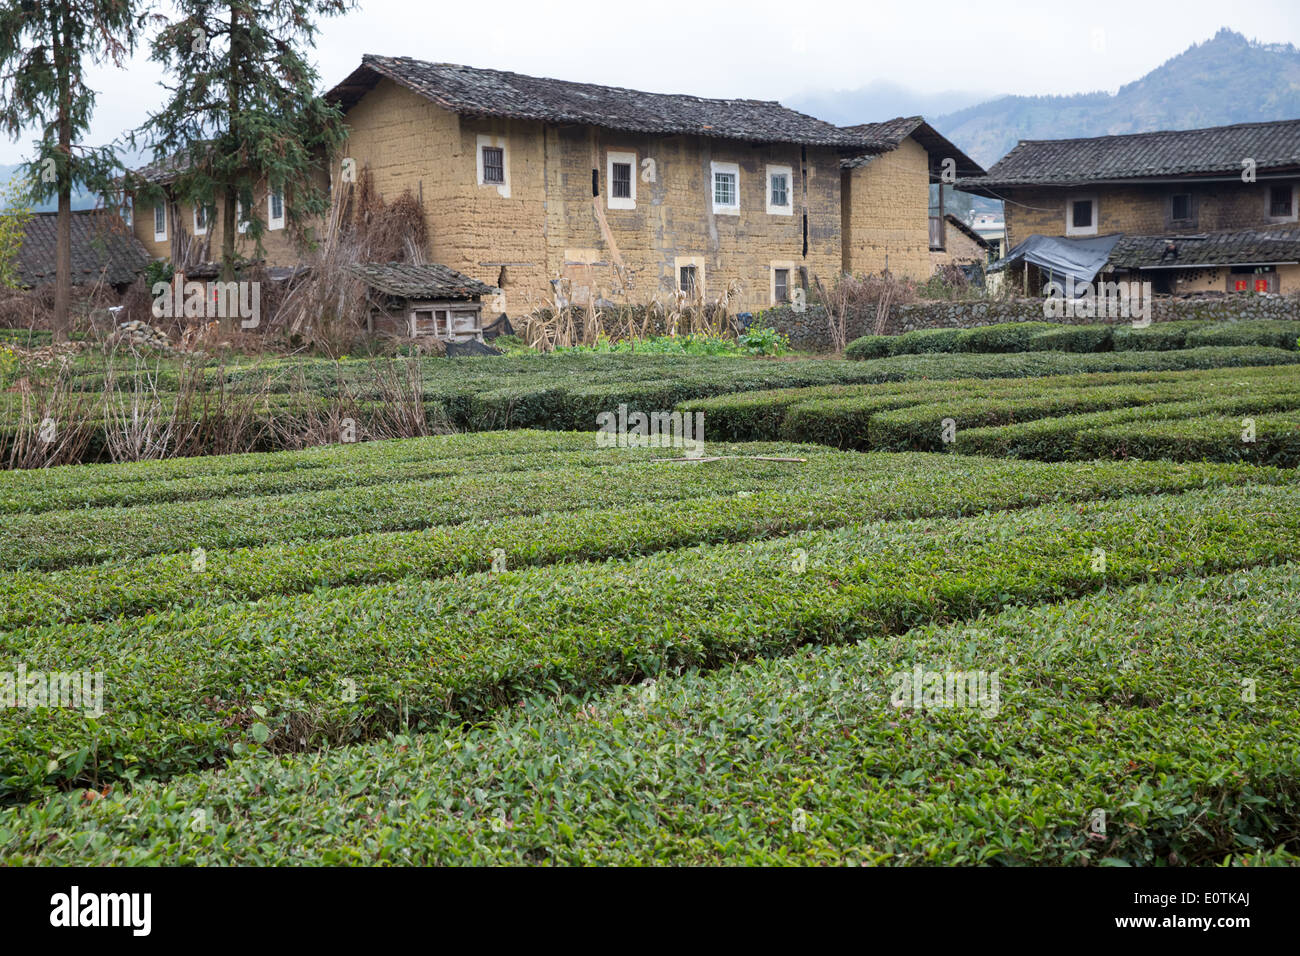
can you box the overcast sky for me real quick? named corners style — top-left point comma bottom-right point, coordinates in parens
top-left (3, 0), bottom-right (1299, 165)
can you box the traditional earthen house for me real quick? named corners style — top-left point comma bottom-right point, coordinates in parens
top-left (839, 116), bottom-right (984, 280)
top-left (958, 118), bottom-right (1300, 294)
top-left (128, 150), bottom-right (311, 274)
top-left (933, 214), bottom-right (991, 272)
top-left (123, 59), bottom-right (985, 321)
top-left (324, 55), bottom-right (888, 314)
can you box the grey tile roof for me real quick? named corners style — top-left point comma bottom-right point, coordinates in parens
top-left (131, 150), bottom-right (196, 184)
top-left (840, 116), bottom-right (985, 177)
top-left (328, 56), bottom-right (865, 148)
top-left (349, 262), bottom-right (499, 299)
top-left (842, 116), bottom-right (929, 151)
top-left (1107, 228), bottom-right (1300, 269)
top-left (16, 211), bottom-right (151, 288)
top-left (959, 118), bottom-right (1300, 190)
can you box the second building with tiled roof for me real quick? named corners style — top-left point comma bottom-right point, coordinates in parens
top-left (958, 118), bottom-right (1300, 295)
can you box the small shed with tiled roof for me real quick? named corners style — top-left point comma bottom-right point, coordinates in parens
top-left (16, 210), bottom-right (150, 290)
top-left (348, 262), bottom-right (500, 340)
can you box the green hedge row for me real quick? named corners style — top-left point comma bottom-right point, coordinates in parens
top-left (1110, 320), bottom-right (1208, 351)
top-left (954, 390), bottom-right (1300, 461)
top-left (682, 364), bottom-right (1300, 457)
top-left (865, 372), bottom-right (1300, 454)
top-left (1185, 320), bottom-right (1300, 351)
top-left (689, 383), bottom-right (928, 443)
top-left (8, 344), bottom-right (1298, 455)
top-left (846, 319), bottom-right (1300, 360)
top-left (2, 452), bottom-right (1285, 632)
top-left (260, 345), bottom-right (1296, 434)
top-left (0, 430), bottom-right (599, 498)
top-left (6, 561), bottom-right (1295, 864)
top-left (0, 433), bottom-right (669, 515)
top-left (1073, 411), bottom-right (1300, 467)
top-left (0, 440), bottom-right (831, 571)
top-left (2, 482), bottom-right (1298, 802)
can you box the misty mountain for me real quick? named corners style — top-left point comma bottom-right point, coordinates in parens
top-left (789, 81), bottom-right (992, 128)
top-left (932, 29), bottom-right (1300, 168)
top-left (790, 29), bottom-right (1300, 174)
top-left (0, 162), bottom-right (102, 212)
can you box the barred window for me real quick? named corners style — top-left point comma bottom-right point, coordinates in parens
top-left (482, 146), bottom-right (505, 184)
top-left (612, 162), bottom-right (632, 199)
top-left (679, 265), bottom-right (697, 295)
top-left (1072, 199), bottom-right (1093, 229)
top-left (1269, 185), bottom-right (1293, 218)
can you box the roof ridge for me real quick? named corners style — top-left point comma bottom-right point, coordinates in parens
top-left (343, 54), bottom-right (863, 148)
top-left (1010, 116), bottom-right (1300, 147)
top-left (361, 54), bottom-right (789, 111)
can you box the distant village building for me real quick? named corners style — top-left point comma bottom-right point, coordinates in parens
top-left (126, 148), bottom-right (318, 274)
top-left (933, 213), bottom-right (991, 272)
top-left (958, 118), bottom-right (1300, 295)
top-left (969, 213), bottom-right (1006, 260)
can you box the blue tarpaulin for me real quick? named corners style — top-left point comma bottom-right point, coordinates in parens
top-left (988, 233), bottom-right (1122, 286)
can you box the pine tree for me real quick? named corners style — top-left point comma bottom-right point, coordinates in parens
top-left (138, 0), bottom-right (352, 317)
top-left (0, 0), bottom-right (142, 342)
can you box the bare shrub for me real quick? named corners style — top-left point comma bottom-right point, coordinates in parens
top-left (520, 272), bottom-right (743, 351)
top-left (177, 361), bottom-right (278, 457)
top-left (275, 165), bottom-right (430, 351)
top-left (814, 271), bottom-right (919, 346)
top-left (2, 357), bottom-right (96, 468)
top-left (366, 357), bottom-right (433, 440)
top-left (100, 351), bottom-right (183, 461)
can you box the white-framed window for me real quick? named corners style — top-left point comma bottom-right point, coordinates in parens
top-left (766, 164), bottom-right (793, 215)
top-left (236, 200), bottom-right (249, 235)
top-left (153, 203), bottom-right (167, 243)
top-left (711, 161), bottom-right (739, 215)
top-left (606, 150), bottom-right (636, 210)
top-left (122, 198), bottom-right (133, 228)
top-left (1065, 195), bottom-right (1098, 236)
top-left (476, 134), bottom-right (510, 197)
top-left (193, 204), bottom-right (208, 236)
top-left (1267, 184), bottom-right (1297, 221)
top-left (770, 260), bottom-right (796, 305)
top-left (268, 189), bottom-right (285, 230)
